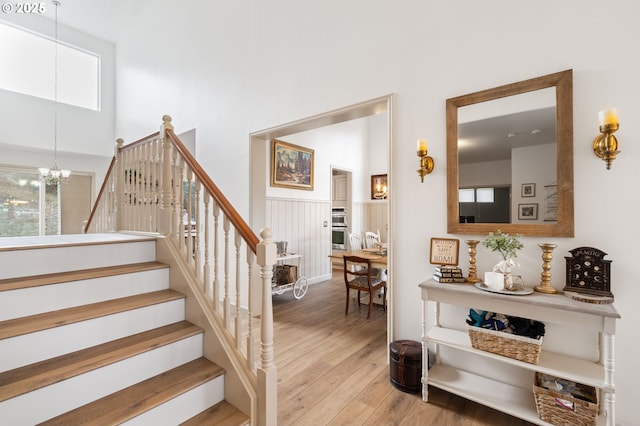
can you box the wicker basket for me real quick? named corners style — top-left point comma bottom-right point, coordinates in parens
top-left (467, 326), bottom-right (542, 364)
top-left (533, 372), bottom-right (598, 426)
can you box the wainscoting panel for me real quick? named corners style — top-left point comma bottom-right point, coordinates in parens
top-left (266, 198), bottom-right (332, 284)
top-left (352, 202), bottom-right (388, 244)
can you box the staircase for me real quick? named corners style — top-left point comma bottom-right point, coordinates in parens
top-left (0, 233), bottom-right (249, 425)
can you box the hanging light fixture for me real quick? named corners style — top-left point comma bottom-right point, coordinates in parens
top-left (40, 0), bottom-right (70, 186)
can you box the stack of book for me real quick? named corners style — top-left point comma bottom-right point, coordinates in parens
top-left (433, 266), bottom-right (466, 283)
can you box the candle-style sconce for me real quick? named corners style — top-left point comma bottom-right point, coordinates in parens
top-left (593, 108), bottom-right (620, 170)
top-left (417, 139), bottom-right (434, 182)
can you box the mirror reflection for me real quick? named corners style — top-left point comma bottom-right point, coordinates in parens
top-left (447, 70), bottom-right (574, 237)
top-left (458, 88), bottom-right (557, 224)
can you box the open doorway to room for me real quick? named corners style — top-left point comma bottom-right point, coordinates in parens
top-left (249, 94), bottom-right (394, 342)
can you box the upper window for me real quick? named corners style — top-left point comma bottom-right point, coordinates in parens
top-left (0, 22), bottom-right (100, 110)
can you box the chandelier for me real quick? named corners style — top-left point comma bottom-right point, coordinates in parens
top-left (40, 0), bottom-right (70, 186)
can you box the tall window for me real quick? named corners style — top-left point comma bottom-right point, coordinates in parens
top-left (0, 168), bottom-right (61, 237)
top-left (0, 22), bottom-right (100, 111)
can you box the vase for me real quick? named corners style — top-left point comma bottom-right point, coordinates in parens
top-left (493, 258), bottom-right (517, 290)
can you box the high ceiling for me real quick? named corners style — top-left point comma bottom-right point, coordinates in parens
top-left (458, 107), bottom-right (557, 164)
top-left (36, 0), bottom-right (132, 44)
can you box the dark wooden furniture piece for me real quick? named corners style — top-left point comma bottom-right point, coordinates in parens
top-left (343, 255), bottom-right (387, 319)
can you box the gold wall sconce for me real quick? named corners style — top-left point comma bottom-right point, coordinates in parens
top-left (593, 108), bottom-right (620, 170)
top-left (417, 139), bottom-right (434, 182)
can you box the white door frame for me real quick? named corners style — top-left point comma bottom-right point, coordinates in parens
top-left (249, 94), bottom-right (395, 342)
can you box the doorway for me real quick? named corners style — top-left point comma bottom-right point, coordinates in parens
top-left (249, 95), bottom-right (394, 340)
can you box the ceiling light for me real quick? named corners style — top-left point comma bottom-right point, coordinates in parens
top-left (40, 0), bottom-right (70, 186)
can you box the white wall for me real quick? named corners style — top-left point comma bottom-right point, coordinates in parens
top-left (512, 143), bottom-right (557, 224)
top-left (95, 1), bottom-right (640, 423)
top-left (0, 12), bottom-right (116, 199)
top-left (0, 14), bottom-right (115, 156)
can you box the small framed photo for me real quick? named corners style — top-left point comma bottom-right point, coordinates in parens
top-left (521, 183), bottom-right (536, 197)
top-left (371, 174), bottom-right (388, 200)
top-left (429, 237), bottom-right (460, 266)
top-left (518, 203), bottom-right (538, 220)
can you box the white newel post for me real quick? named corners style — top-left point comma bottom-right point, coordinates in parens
top-left (114, 138), bottom-right (124, 232)
top-left (159, 115), bottom-right (174, 235)
top-left (257, 228), bottom-right (277, 426)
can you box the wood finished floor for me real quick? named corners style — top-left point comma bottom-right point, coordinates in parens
top-left (273, 271), bottom-right (534, 426)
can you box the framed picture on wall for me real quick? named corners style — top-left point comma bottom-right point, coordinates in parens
top-left (371, 174), bottom-right (388, 200)
top-left (271, 139), bottom-right (314, 190)
top-left (518, 203), bottom-right (538, 220)
top-left (521, 183), bottom-right (536, 197)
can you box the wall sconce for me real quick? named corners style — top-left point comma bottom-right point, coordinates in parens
top-left (593, 108), bottom-right (620, 170)
top-left (417, 139), bottom-right (434, 182)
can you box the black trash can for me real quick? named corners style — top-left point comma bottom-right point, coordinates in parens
top-left (389, 340), bottom-right (422, 394)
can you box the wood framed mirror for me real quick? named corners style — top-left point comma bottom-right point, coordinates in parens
top-left (447, 69), bottom-right (574, 237)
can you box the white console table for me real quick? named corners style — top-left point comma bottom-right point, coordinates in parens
top-left (419, 279), bottom-right (620, 426)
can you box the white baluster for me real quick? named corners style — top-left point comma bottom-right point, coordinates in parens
top-left (223, 215), bottom-right (231, 330)
top-left (235, 229), bottom-right (242, 349)
top-left (203, 191), bottom-right (211, 297)
top-left (213, 202), bottom-right (220, 312)
top-left (246, 247), bottom-right (256, 370)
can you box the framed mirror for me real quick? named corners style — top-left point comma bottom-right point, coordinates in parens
top-left (447, 70), bottom-right (574, 237)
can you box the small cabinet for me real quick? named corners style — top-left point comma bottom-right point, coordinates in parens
top-left (333, 175), bottom-right (347, 201)
top-left (419, 279), bottom-right (620, 426)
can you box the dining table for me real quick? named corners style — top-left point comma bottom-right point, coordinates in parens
top-left (329, 247), bottom-right (388, 269)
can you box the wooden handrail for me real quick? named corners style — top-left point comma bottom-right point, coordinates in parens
top-left (118, 131), bottom-right (161, 152)
top-left (166, 129), bottom-right (259, 252)
top-left (83, 156), bottom-right (116, 233)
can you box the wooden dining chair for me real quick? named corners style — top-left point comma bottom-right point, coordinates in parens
top-left (348, 232), bottom-right (363, 251)
top-left (343, 255), bottom-right (386, 319)
top-left (364, 230), bottom-right (381, 249)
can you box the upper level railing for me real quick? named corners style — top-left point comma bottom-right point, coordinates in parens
top-left (84, 115), bottom-right (276, 426)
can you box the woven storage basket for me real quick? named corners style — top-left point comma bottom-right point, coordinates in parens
top-left (467, 325), bottom-right (542, 364)
top-left (533, 372), bottom-right (598, 426)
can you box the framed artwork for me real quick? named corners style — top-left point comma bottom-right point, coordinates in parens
top-left (521, 183), bottom-right (536, 197)
top-left (429, 237), bottom-right (460, 266)
top-left (518, 203), bottom-right (538, 220)
top-left (371, 174), bottom-right (388, 200)
top-left (271, 139), bottom-right (314, 190)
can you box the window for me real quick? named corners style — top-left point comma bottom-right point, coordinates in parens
top-left (0, 168), bottom-right (61, 236)
top-left (459, 188), bottom-right (475, 203)
top-left (0, 22), bottom-right (100, 110)
top-left (476, 187), bottom-right (494, 203)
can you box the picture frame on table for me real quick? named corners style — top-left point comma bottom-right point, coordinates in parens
top-left (521, 183), bottom-right (536, 197)
top-left (271, 139), bottom-right (314, 190)
top-left (429, 237), bottom-right (460, 266)
top-left (518, 203), bottom-right (538, 220)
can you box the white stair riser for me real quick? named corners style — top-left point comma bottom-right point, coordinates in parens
top-left (0, 241), bottom-right (157, 280)
top-left (0, 299), bottom-right (185, 372)
top-left (0, 269), bottom-right (170, 321)
top-left (0, 334), bottom-right (204, 426)
top-left (123, 375), bottom-right (225, 426)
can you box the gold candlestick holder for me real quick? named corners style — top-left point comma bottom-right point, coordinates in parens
top-left (535, 243), bottom-right (558, 293)
top-left (465, 240), bottom-right (482, 284)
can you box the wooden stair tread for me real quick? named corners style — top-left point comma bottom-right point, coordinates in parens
top-left (0, 261), bottom-right (168, 292)
top-left (39, 358), bottom-right (225, 426)
top-left (0, 289), bottom-right (185, 340)
top-left (0, 234), bottom-right (156, 253)
top-left (181, 400), bottom-right (250, 426)
top-left (0, 321), bottom-right (203, 402)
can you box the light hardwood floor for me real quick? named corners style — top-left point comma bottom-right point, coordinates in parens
top-left (273, 272), bottom-right (534, 426)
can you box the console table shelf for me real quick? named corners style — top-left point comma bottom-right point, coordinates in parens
top-left (419, 279), bottom-right (619, 426)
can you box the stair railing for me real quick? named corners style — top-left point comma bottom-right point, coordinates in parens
top-left (84, 115), bottom-right (277, 426)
